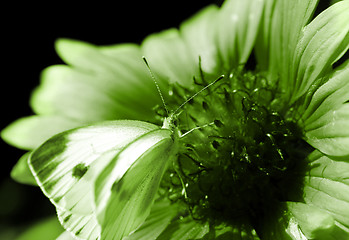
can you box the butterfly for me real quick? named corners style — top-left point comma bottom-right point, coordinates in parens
top-left (28, 56), bottom-right (224, 239)
top-left (29, 117), bottom-right (180, 240)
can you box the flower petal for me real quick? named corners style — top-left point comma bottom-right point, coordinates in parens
top-left (305, 103), bottom-right (349, 156)
top-left (10, 152), bottom-right (36, 185)
top-left (142, 28), bottom-right (198, 88)
top-left (1, 115), bottom-right (80, 150)
top-left (305, 151), bottom-right (349, 228)
top-left (312, 175), bottom-right (349, 202)
top-left (303, 185), bottom-right (349, 228)
top-left (301, 60), bottom-right (349, 126)
top-left (216, 0), bottom-right (264, 69)
top-left (307, 150), bottom-right (349, 185)
top-left (306, 172), bottom-right (349, 205)
top-left (329, 222), bottom-right (349, 240)
top-left (156, 217), bottom-right (209, 240)
top-left (291, 0), bottom-right (349, 102)
top-left (300, 59), bottom-right (349, 156)
top-left (179, 5), bottom-right (219, 74)
top-left (2, 115), bottom-right (79, 185)
top-left (16, 217), bottom-right (64, 240)
top-left (304, 153), bottom-right (349, 227)
top-left (32, 39), bottom-right (164, 122)
top-left (285, 217), bottom-right (308, 240)
top-left (255, 0), bottom-right (318, 84)
top-left (287, 201), bottom-right (335, 239)
top-left (124, 199), bottom-right (179, 240)
top-left (254, 0), bottom-right (276, 71)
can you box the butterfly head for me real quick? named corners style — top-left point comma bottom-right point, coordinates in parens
top-left (162, 111), bottom-right (181, 133)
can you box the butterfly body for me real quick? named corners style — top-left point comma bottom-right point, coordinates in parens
top-left (162, 112), bottom-right (183, 140)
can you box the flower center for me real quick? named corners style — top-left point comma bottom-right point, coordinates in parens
top-left (158, 70), bottom-right (313, 228)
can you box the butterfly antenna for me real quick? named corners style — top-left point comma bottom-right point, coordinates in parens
top-left (143, 56), bottom-right (169, 116)
top-left (173, 75), bottom-right (225, 114)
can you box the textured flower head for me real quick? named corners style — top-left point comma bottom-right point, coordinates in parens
top-left (2, 0), bottom-right (349, 239)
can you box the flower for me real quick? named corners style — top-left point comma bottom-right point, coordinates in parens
top-left (2, 0), bottom-right (349, 239)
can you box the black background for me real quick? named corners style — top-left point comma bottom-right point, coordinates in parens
top-left (0, 0), bottom-right (335, 238)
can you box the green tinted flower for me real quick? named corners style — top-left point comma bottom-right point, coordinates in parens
top-left (2, 0), bottom-right (349, 239)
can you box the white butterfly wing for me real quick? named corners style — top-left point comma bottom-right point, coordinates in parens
top-left (28, 120), bottom-right (159, 239)
top-left (94, 129), bottom-right (177, 240)
top-left (57, 208), bottom-right (100, 240)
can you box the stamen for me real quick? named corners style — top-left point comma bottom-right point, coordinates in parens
top-left (173, 75), bottom-right (224, 115)
top-left (157, 68), bottom-right (313, 227)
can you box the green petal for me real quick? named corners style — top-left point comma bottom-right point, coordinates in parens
top-left (216, 0), bottom-right (264, 69)
top-left (303, 152), bottom-right (349, 227)
top-left (256, 201), bottom-right (338, 240)
top-left (179, 5), bottom-right (219, 74)
top-left (254, 0), bottom-right (276, 71)
top-left (305, 175), bottom-right (349, 205)
top-left (157, 217), bottom-right (209, 240)
top-left (287, 218), bottom-right (349, 240)
top-left (255, 0), bottom-right (318, 84)
top-left (141, 28), bottom-right (198, 88)
top-left (124, 199), bottom-right (179, 240)
top-left (55, 38), bottom-right (98, 70)
top-left (303, 186), bottom-right (349, 228)
top-left (285, 218), bottom-right (308, 240)
top-left (33, 39), bottom-right (164, 122)
top-left (291, 0), bottom-right (349, 102)
top-left (10, 152), bottom-right (36, 185)
top-left (301, 60), bottom-right (349, 126)
top-left (16, 217), bottom-right (64, 240)
top-left (301, 60), bottom-right (349, 156)
top-left (329, 222), bottom-right (349, 240)
top-left (305, 103), bottom-right (349, 156)
top-left (1, 115), bottom-right (80, 150)
top-left (288, 202), bottom-right (335, 239)
top-left (308, 150), bottom-right (349, 185)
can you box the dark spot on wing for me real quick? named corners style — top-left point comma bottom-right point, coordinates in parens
top-left (30, 131), bottom-right (69, 180)
top-left (43, 177), bottom-right (60, 193)
top-left (118, 190), bottom-right (130, 201)
top-left (137, 173), bottom-right (163, 216)
top-left (76, 226), bottom-right (83, 236)
top-left (111, 178), bottom-right (124, 192)
top-left (53, 195), bottom-right (63, 203)
top-left (37, 161), bottom-right (60, 182)
top-left (64, 214), bottom-right (72, 223)
top-left (111, 178), bottom-right (130, 201)
top-left (138, 193), bottom-right (154, 216)
top-left (72, 163), bottom-right (89, 179)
